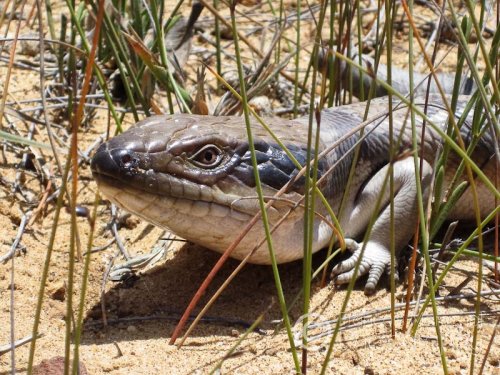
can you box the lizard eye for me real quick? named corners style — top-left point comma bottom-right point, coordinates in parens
top-left (189, 145), bottom-right (224, 168)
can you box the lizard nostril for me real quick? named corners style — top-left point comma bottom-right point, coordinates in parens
top-left (121, 153), bottom-right (133, 165)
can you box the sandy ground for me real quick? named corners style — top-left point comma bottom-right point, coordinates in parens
top-left (0, 1), bottom-right (499, 374)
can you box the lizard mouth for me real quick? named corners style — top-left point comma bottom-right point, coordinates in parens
top-left (96, 179), bottom-right (252, 224)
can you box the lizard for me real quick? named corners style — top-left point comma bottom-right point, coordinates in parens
top-left (91, 95), bottom-right (498, 294)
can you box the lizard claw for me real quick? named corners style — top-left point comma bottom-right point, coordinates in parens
top-left (331, 239), bottom-right (397, 295)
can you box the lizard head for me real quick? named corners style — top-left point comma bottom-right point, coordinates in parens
top-left (91, 114), bottom-right (331, 263)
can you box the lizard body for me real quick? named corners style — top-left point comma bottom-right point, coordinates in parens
top-left (91, 95), bottom-right (497, 293)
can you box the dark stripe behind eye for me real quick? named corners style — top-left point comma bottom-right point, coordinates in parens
top-left (237, 143), bottom-right (324, 192)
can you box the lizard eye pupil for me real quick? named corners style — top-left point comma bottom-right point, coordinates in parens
top-left (203, 150), bottom-right (216, 163)
top-left (189, 145), bottom-right (223, 168)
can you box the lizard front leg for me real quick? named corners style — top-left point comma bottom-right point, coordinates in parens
top-left (332, 157), bottom-right (432, 294)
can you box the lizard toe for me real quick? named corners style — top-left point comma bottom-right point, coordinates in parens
top-left (332, 242), bottom-right (361, 277)
top-left (384, 262), bottom-right (400, 283)
top-left (333, 259), bottom-right (371, 285)
top-left (332, 243), bottom-right (374, 285)
top-left (331, 249), bottom-right (361, 277)
top-left (332, 240), bottom-right (393, 293)
top-left (344, 238), bottom-right (360, 253)
top-left (330, 238), bottom-right (361, 277)
top-left (364, 263), bottom-right (385, 295)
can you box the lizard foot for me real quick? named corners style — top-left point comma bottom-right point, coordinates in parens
top-left (331, 239), bottom-right (398, 295)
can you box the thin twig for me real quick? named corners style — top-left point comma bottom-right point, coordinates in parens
top-left (0, 334), bottom-right (43, 356)
top-left (478, 315), bottom-right (500, 375)
top-left (0, 214), bottom-right (29, 264)
top-left (100, 249), bottom-right (121, 327)
top-left (301, 289), bottom-right (500, 345)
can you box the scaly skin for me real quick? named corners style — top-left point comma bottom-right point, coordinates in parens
top-left (91, 95), bottom-right (497, 294)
